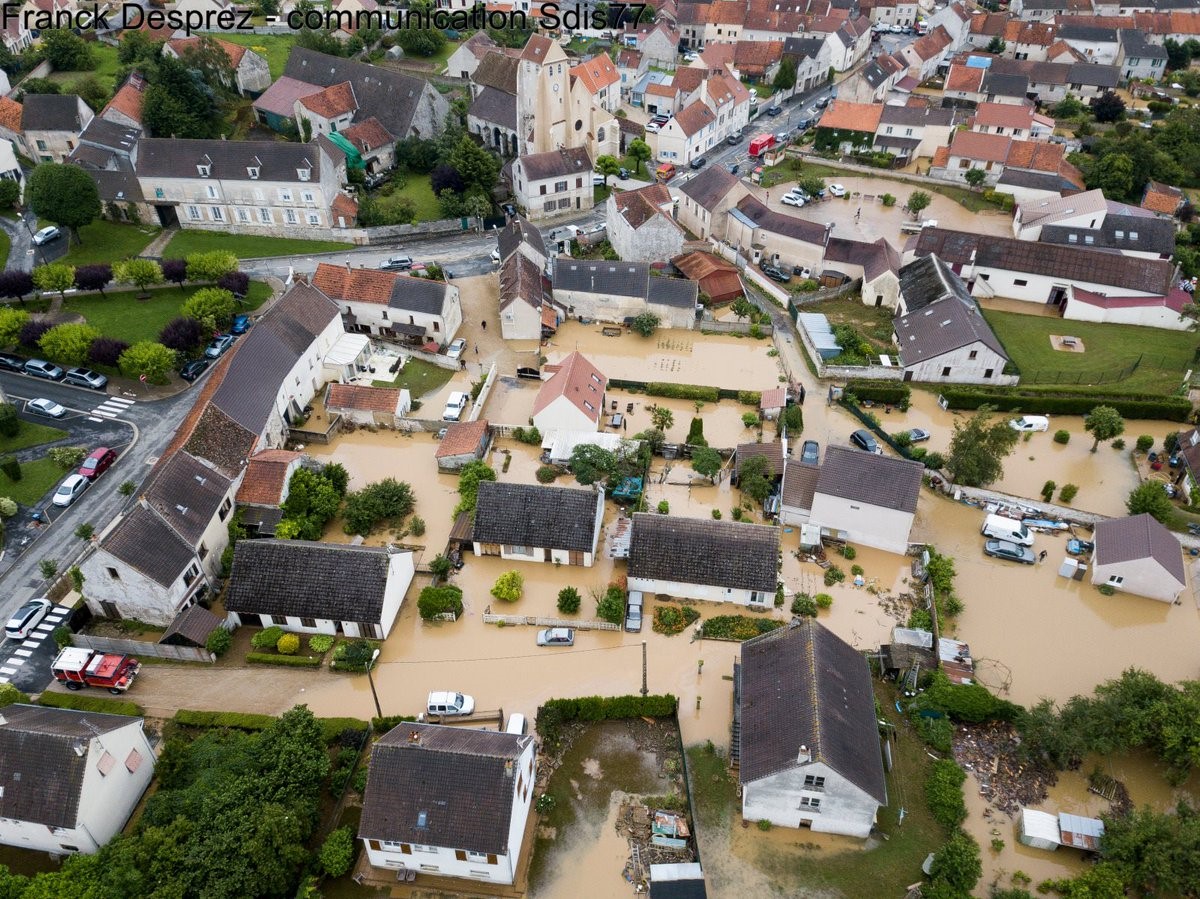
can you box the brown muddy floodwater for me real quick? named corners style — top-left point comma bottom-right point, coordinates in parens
top-left (545, 323), bottom-right (785, 391)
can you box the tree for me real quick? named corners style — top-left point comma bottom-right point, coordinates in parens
top-left (557, 586), bottom-right (581, 614)
top-left (945, 406), bottom-right (1019, 487)
top-left (39, 323), bottom-right (100, 367)
top-left (114, 258), bottom-right (163, 296)
top-left (342, 478), bottom-right (414, 535)
top-left (318, 827), bottom-right (355, 878)
top-left (141, 56), bottom-right (218, 139)
top-left (631, 312), bottom-right (660, 337)
top-left (88, 337), bottom-right (128, 366)
top-left (738, 454), bottom-right (773, 503)
top-left (26, 163), bottom-right (101, 240)
top-left (595, 153), bottom-right (621, 186)
top-left (490, 570), bottom-right (524, 602)
top-left (162, 258), bottom-right (188, 285)
top-left (731, 297), bottom-right (756, 321)
top-left (1053, 94), bottom-right (1086, 119)
top-left (649, 405), bottom-right (674, 432)
top-left (277, 467), bottom-right (345, 539)
top-left (986, 36), bottom-right (1006, 54)
top-left (1092, 90), bottom-right (1126, 124)
top-left (1099, 803), bottom-right (1200, 898)
top-left (160, 316), bottom-right (205, 352)
top-left (42, 29), bottom-right (95, 71)
top-left (418, 584), bottom-right (463, 620)
top-left (19, 77), bottom-right (61, 96)
top-left (0, 307), bottom-right (29, 345)
top-left (928, 830), bottom-right (982, 896)
top-left (118, 341), bottom-right (176, 384)
top-left (0, 270), bottom-right (33, 303)
top-left (906, 190), bottom-right (932, 218)
top-left (455, 460), bottom-right (496, 514)
top-left (1086, 152), bottom-right (1135, 200)
top-left (692, 446), bottom-right (723, 482)
top-left (1126, 480), bottom-right (1174, 523)
top-left (74, 263), bottom-right (112, 295)
top-left (628, 138), bottom-right (652, 177)
top-left (19, 320), bottom-right (51, 348)
top-left (570, 443), bottom-right (618, 485)
top-left (799, 175), bottom-right (826, 197)
top-left (0, 179), bottom-right (19, 209)
top-left (74, 75), bottom-right (110, 114)
top-left (178, 36), bottom-right (235, 92)
top-left (0, 403), bottom-right (19, 438)
top-left (181, 287), bottom-right (237, 331)
top-left (448, 135), bottom-right (500, 195)
top-left (1084, 405), bottom-right (1124, 452)
top-left (964, 167), bottom-right (987, 188)
top-left (772, 57), bottom-right (797, 92)
top-left (32, 263), bottom-right (76, 301)
top-left (185, 251), bottom-right (239, 283)
top-left (596, 585), bottom-right (626, 624)
top-left (218, 271), bottom-right (250, 297)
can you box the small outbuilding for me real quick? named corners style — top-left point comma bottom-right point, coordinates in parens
top-left (436, 419), bottom-right (491, 471)
top-left (1090, 513), bottom-right (1186, 603)
top-left (1018, 808), bottom-right (1061, 851)
top-left (325, 383), bottom-right (411, 428)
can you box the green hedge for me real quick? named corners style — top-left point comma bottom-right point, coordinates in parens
top-left (371, 714), bottom-right (419, 732)
top-left (38, 692), bottom-right (142, 717)
top-left (937, 387), bottom-right (1191, 421)
top-left (698, 615), bottom-right (785, 641)
top-left (646, 382), bottom-right (719, 402)
top-left (246, 652), bottom-right (323, 668)
top-left (736, 390), bottom-right (761, 406)
top-left (173, 709), bottom-right (368, 743)
top-left (844, 380), bottom-right (911, 409)
top-left (926, 759), bottom-right (968, 831)
top-left (536, 694), bottom-right (677, 746)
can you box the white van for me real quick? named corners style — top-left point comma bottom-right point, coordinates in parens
top-left (426, 691), bottom-right (475, 717)
top-left (981, 513), bottom-right (1035, 547)
top-left (1009, 415), bottom-right (1049, 432)
top-left (505, 713), bottom-right (527, 735)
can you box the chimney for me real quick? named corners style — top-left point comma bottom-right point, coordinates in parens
top-left (504, 759), bottom-right (515, 777)
top-left (798, 744), bottom-right (811, 764)
top-left (408, 730), bottom-right (420, 744)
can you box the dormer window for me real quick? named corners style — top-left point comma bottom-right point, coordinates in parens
top-left (298, 168), bottom-right (311, 181)
top-left (197, 164), bottom-right (211, 177)
top-left (248, 167), bottom-right (260, 180)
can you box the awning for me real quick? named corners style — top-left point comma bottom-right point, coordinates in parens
top-left (388, 322), bottom-right (425, 337)
top-left (327, 131), bottom-right (365, 169)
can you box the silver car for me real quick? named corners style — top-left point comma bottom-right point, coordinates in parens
top-left (64, 367), bottom-right (108, 390)
top-left (984, 539), bottom-right (1036, 564)
top-left (26, 397), bottom-right (66, 418)
top-left (536, 627), bottom-right (575, 647)
top-left (52, 473), bottom-right (89, 507)
top-left (624, 590), bottom-right (644, 632)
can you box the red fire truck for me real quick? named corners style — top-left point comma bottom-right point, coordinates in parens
top-left (50, 647), bottom-right (141, 694)
top-left (748, 134), bottom-right (776, 158)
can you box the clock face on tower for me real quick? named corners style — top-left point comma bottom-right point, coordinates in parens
top-left (553, 83), bottom-right (560, 92)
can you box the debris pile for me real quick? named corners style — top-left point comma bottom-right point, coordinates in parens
top-left (618, 801), bottom-right (696, 889)
top-left (953, 722), bottom-right (1057, 817)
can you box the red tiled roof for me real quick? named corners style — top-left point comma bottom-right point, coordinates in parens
top-left (672, 99), bottom-right (716, 137)
top-left (313, 262), bottom-right (397, 304)
top-left (971, 102), bottom-right (1034, 130)
top-left (733, 40), bottom-right (783, 72)
top-left (436, 419), bottom-right (489, 459)
top-left (102, 73), bottom-right (146, 124)
top-left (760, 387), bottom-right (786, 409)
top-left (326, 383), bottom-right (403, 413)
top-left (948, 129), bottom-right (1011, 163)
top-left (1142, 180), bottom-right (1182, 216)
top-left (533, 351), bottom-right (607, 422)
top-left (340, 117), bottom-right (393, 154)
top-left (614, 182), bottom-right (676, 230)
top-left (1072, 286), bottom-right (1190, 314)
top-left (570, 54), bottom-right (619, 94)
top-left (0, 96), bottom-right (21, 132)
top-left (818, 99), bottom-right (883, 134)
top-left (168, 35), bottom-right (248, 67)
top-left (299, 81), bottom-right (358, 118)
top-left (945, 65), bottom-right (984, 93)
top-left (931, 145), bottom-right (950, 168)
top-left (330, 193), bottom-right (358, 225)
top-left (236, 449), bottom-right (301, 506)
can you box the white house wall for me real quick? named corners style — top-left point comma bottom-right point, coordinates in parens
top-left (1063, 299), bottom-right (1188, 330)
top-left (970, 266), bottom-right (1151, 303)
top-left (627, 576), bottom-right (770, 607)
top-left (379, 552), bottom-right (415, 637)
top-left (81, 545), bottom-right (206, 626)
top-left (742, 760), bottom-right (881, 838)
top-left (808, 494), bottom-right (915, 554)
top-left (1090, 557), bottom-right (1184, 603)
top-left (500, 295), bottom-right (543, 340)
top-left (531, 394), bottom-right (600, 434)
top-left (902, 341), bottom-right (1009, 384)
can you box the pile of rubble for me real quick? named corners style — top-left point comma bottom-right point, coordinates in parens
top-left (953, 722), bottom-right (1057, 818)
top-left (618, 801), bottom-right (696, 890)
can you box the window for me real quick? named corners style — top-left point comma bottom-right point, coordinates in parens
top-left (206, 184), bottom-right (217, 199)
top-left (106, 567), bottom-right (120, 580)
top-left (905, 127), bottom-right (913, 136)
top-left (219, 497), bottom-right (233, 521)
top-left (968, 350), bottom-right (977, 360)
top-left (1114, 230), bottom-right (1124, 239)
top-left (467, 851), bottom-right (490, 863)
top-left (197, 163), bottom-right (210, 177)
top-left (280, 189), bottom-right (293, 203)
top-left (1013, 278), bottom-right (1027, 287)
top-left (1068, 233), bottom-right (1078, 243)
top-left (300, 617), bottom-right (317, 628)
top-left (155, 187), bottom-right (164, 199)
top-left (803, 775), bottom-right (826, 790)
top-left (183, 564), bottom-right (200, 588)
top-left (237, 208), bottom-right (250, 223)
top-left (187, 206), bottom-right (202, 221)
top-left (199, 544), bottom-right (209, 561)
top-left (308, 213), bottom-right (321, 225)
top-left (984, 368), bottom-right (994, 378)
top-left (558, 197), bottom-right (571, 209)
top-left (1107, 575), bottom-right (1124, 586)
top-left (554, 180), bottom-right (568, 192)
top-left (382, 310), bottom-right (389, 320)
top-left (211, 207), bottom-right (224, 222)
top-left (979, 273), bottom-right (990, 281)
top-left (259, 208), bottom-right (272, 224)
top-left (575, 177), bottom-right (582, 188)
top-left (1084, 235), bottom-right (1094, 244)
top-left (36, 140), bottom-right (47, 151)
top-left (540, 185), bottom-right (547, 195)
top-left (942, 366), bottom-right (951, 377)
top-left (583, 400), bottom-right (595, 411)
top-left (247, 167), bottom-right (260, 179)
top-left (958, 159), bottom-right (970, 169)
top-left (509, 545), bottom-right (529, 555)
top-left (285, 209), bottom-right (297, 224)
top-left (1129, 231), bottom-right (1138, 240)
top-left (298, 168), bottom-right (311, 181)
top-left (799, 796), bottom-right (821, 810)
top-left (302, 191), bottom-right (315, 204)
top-left (885, 126), bottom-right (893, 135)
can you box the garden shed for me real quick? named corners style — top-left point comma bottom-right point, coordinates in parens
top-left (1018, 808), bottom-right (1061, 851)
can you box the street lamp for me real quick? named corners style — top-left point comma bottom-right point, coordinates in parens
top-left (366, 648), bottom-right (383, 720)
top-left (21, 213), bottom-right (46, 266)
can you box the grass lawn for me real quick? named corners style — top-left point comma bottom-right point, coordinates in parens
top-left (373, 172), bottom-right (442, 223)
top-left (60, 221), bottom-right (160, 266)
top-left (981, 308), bottom-right (1199, 394)
top-left (163, 230), bottom-right (351, 259)
top-left (686, 682), bottom-right (944, 897)
top-left (619, 154), bottom-right (651, 179)
top-left (0, 226), bottom-right (9, 267)
top-left (371, 358), bottom-right (453, 396)
top-left (804, 295), bottom-right (896, 351)
top-left (0, 421), bottom-right (67, 454)
top-left (761, 160), bottom-right (1005, 214)
top-left (46, 42), bottom-right (122, 93)
top-left (63, 281), bottom-right (272, 345)
top-left (218, 33), bottom-right (297, 80)
top-left (1, 457), bottom-right (67, 506)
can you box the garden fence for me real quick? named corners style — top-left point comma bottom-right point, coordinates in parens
top-left (1020, 356), bottom-right (1141, 386)
top-left (71, 634), bottom-right (215, 663)
top-left (481, 613), bottom-right (620, 632)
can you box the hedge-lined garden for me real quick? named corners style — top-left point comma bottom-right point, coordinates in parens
top-left (536, 694), bottom-right (678, 748)
top-left (936, 386), bottom-right (1191, 421)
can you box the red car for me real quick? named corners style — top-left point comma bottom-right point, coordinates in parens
top-left (78, 447), bottom-right (116, 480)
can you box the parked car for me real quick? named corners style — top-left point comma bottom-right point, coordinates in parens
top-left (781, 193), bottom-right (805, 207)
top-left (426, 691), bottom-right (475, 716)
top-left (793, 266), bottom-right (812, 279)
top-left (792, 188), bottom-right (812, 201)
top-left (490, 247), bottom-right (502, 265)
top-left (761, 264), bottom-right (790, 282)
top-left (592, 174), bottom-right (607, 186)
top-left (775, 130), bottom-right (791, 144)
top-left (446, 338), bottom-right (467, 360)
top-left (179, 358), bottom-right (210, 382)
top-left (5, 597), bottom-right (52, 641)
top-left (828, 183), bottom-right (847, 197)
top-left (766, 104), bottom-right (783, 116)
top-left (230, 314), bottom-right (252, 335)
top-left (505, 713), bottom-right (528, 734)
top-left (729, 163), bottom-right (740, 175)
top-left (984, 539), bottom-right (1036, 564)
top-left (850, 429), bottom-right (882, 454)
top-left (689, 156), bottom-right (707, 170)
top-left (32, 226), bottom-right (61, 246)
top-left (63, 367), bottom-right (108, 390)
top-left (618, 167), bottom-right (630, 179)
top-left (624, 590), bottom-right (644, 632)
top-left (442, 391), bottom-right (470, 422)
top-left (78, 447), bottom-right (117, 481)
top-left (23, 359), bottom-right (64, 380)
top-left (801, 440), bottom-right (820, 464)
top-left (379, 255), bottom-right (414, 271)
top-left (51, 647), bottom-right (141, 693)
top-left (816, 96), bottom-right (831, 109)
top-left (726, 131), bottom-right (743, 145)
top-left (0, 352), bottom-right (26, 372)
top-left (204, 334), bottom-right (235, 359)
top-left (890, 23), bottom-right (904, 32)
top-left (1009, 415), bottom-right (1050, 432)
top-left (52, 473), bottom-right (89, 508)
top-left (645, 120), bottom-right (662, 134)
top-left (26, 397), bottom-right (65, 418)
top-left (536, 627), bottom-right (575, 647)
top-left (797, 117), bottom-right (814, 130)
top-left (906, 428), bottom-right (931, 443)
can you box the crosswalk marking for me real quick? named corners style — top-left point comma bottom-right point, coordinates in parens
top-left (0, 667), bottom-right (15, 675)
top-left (92, 396), bottom-right (135, 419)
top-left (8, 657), bottom-right (25, 666)
top-left (13, 649), bottom-right (33, 658)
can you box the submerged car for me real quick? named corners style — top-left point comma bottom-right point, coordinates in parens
top-left (906, 428), bottom-right (931, 443)
top-left (850, 429), bottom-right (882, 454)
top-left (536, 627), bottom-right (575, 647)
top-left (984, 539), bottom-right (1036, 564)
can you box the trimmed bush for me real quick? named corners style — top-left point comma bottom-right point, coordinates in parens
top-left (557, 586), bottom-right (581, 614)
top-left (276, 633), bottom-right (300, 655)
top-left (791, 594), bottom-right (817, 617)
top-left (1041, 480), bottom-right (1056, 502)
top-left (652, 603), bottom-right (701, 635)
top-left (536, 694), bottom-right (678, 747)
top-left (937, 387), bottom-right (1191, 421)
top-left (814, 593), bottom-right (833, 609)
top-left (699, 615), bottom-right (785, 641)
top-left (657, 500), bottom-right (670, 514)
top-left (926, 759), bottom-right (968, 830)
top-left (737, 390), bottom-right (761, 405)
top-left (536, 464), bottom-right (559, 483)
top-left (0, 403), bottom-right (19, 437)
top-left (418, 585), bottom-right (464, 620)
top-left (1, 456), bottom-right (21, 481)
top-left (1059, 483), bottom-right (1078, 503)
top-left (172, 709), bottom-right (367, 743)
top-left (250, 625), bottom-right (284, 650)
top-left (39, 692), bottom-right (142, 716)
top-left (844, 380), bottom-right (911, 409)
top-left (308, 634), bottom-right (335, 653)
top-left (246, 652), bottom-right (322, 667)
top-left (646, 382), bottom-right (719, 402)
top-left (319, 826), bottom-right (356, 878)
top-left (491, 569), bottom-right (524, 602)
top-left (1053, 429), bottom-right (1070, 444)
top-left (205, 628), bottom-right (232, 656)
top-left (1136, 435), bottom-right (1154, 453)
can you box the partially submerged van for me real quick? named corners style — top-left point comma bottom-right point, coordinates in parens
top-left (1009, 415), bottom-right (1050, 432)
top-left (981, 513), bottom-right (1035, 547)
top-left (505, 713), bottom-right (527, 735)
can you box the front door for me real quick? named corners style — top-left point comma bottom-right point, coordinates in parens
top-left (100, 601), bottom-right (121, 619)
top-left (569, 550), bottom-right (584, 566)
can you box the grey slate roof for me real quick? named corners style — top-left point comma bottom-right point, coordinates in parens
top-left (136, 138), bottom-right (332, 183)
top-left (1119, 29), bottom-right (1165, 59)
top-left (1059, 24), bottom-right (1117, 42)
top-left (783, 36), bottom-right (824, 59)
top-left (677, 164), bottom-right (741, 212)
top-left (388, 276), bottom-right (454, 315)
top-left (497, 215), bottom-right (544, 263)
top-left (21, 94), bottom-right (88, 132)
top-left (160, 604), bottom-right (225, 647)
top-left (100, 503), bottom-right (197, 587)
top-left (473, 481), bottom-right (601, 553)
top-left (815, 445), bottom-right (923, 514)
top-left (553, 259), bottom-right (698, 307)
top-left (283, 47), bottom-right (431, 139)
top-left (781, 460), bottom-right (819, 512)
top-left (1039, 213), bottom-right (1175, 257)
top-left (648, 277), bottom-right (701, 309)
top-left (469, 86), bottom-right (517, 131)
top-left (733, 196), bottom-right (828, 245)
top-left (210, 282), bottom-right (339, 435)
top-left (735, 441), bottom-right (784, 478)
top-left (1066, 62), bottom-right (1119, 88)
top-left (997, 167), bottom-right (1085, 193)
top-left (518, 147), bottom-right (593, 182)
top-left (628, 513), bottom-right (779, 594)
top-left (360, 723), bottom-right (534, 855)
top-left (983, 71), bottom-right (1029, 99)
top-left (738, 620), bottom-right (887, 804)
top-left (471, 50), bottom-right (520, 94)
top-left (879, 104), bottom-right (956, 127)
top-left (225, 539), bottom-right (398, 621)
top-left (896, 286), bottom-right (1008, 366)
top-left (143, 451), bottom-right (234, 545)
top-left (0, 705), bottom-right (140, 829)
top-left (1093, 513), bottom-right (1185, 584)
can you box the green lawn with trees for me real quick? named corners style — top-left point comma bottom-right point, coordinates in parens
top-left (54, 221), bottom-right (161, 266)
top-left (0, 457), bottom-right (67, 505)
top-left (980, 309), bottom-right (1198, 394)
top-left (0, 420), bottom-right (67, 454)
top-left (218, 33), bottom-right (297, 79)
top-left (162, 231), bottom-right (351, 258)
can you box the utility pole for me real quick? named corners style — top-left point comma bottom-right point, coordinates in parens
top-left (367, 648), bottom-right (383, 720)
top-left (641, 640), bottom-right (648, 697)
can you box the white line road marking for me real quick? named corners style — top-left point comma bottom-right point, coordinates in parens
top-left (13, 649), bottom-right (33, 657)
top-left (8, 658), bottom-right (26, 666)
top-left (0, 668), bottom-right (16, 675)
top-left (88, 416), bottom-right (104, 422)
